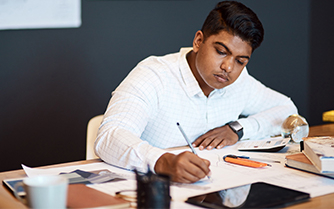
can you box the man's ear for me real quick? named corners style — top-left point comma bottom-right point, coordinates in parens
top-left (193, 30), bottom-right (204, 53)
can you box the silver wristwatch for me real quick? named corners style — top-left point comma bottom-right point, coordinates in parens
top-left (228, 121), bottom-right (244, 140)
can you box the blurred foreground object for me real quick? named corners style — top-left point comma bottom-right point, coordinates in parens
top-left (136, 168), bottom-right (170, 209)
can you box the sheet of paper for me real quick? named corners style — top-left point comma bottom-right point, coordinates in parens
top-left (192, 143), bottom-right (334, 198)
top-left (22, 162), bottom-right (135, 180)
top-left (21, 139), bottom-right (334, 203)
top-left (0, 0), bottom-right (81, 30)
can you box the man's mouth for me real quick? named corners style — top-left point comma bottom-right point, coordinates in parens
top-left (214, 74), bottom-right (228, 83)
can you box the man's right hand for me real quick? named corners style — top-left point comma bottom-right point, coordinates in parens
top-left (154, 151), bottom-right (211, 183)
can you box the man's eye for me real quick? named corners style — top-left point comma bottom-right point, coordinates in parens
top-left (237, 59), bottom-right (245, 65)
top-left (216, 49), bottom-right (226, 55)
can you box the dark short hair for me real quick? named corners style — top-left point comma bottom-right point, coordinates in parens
top-left (201, 1), bottom-right (264, 51)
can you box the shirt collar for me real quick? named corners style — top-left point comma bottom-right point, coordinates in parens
top-left (178, 47), bottom-right (204, 97)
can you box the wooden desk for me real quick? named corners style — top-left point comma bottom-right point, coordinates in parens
top-left (308, 123), bottom-right (334, 137)
top-left (1, 124), bottom-right (334, 209)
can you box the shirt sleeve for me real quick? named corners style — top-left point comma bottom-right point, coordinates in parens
top-left (94, 62), bottom-right (167, 173)
top-left (237, 75), bottom-right (298, 140)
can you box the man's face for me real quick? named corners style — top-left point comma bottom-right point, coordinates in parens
top-left (191, 30), bottom-right (252, 95)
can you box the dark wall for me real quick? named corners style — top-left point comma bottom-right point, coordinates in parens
top-left (0, 0), bottom-right (326, 172)
top-left (308, 0), bottom-right (334, 125)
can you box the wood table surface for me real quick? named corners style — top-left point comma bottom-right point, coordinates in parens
top-left (1, 123), bottom-right (333, 208)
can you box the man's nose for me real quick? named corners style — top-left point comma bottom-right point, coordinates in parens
top-left (220, 57), bottom-right (234, 73)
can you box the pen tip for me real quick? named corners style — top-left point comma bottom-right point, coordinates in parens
top-left (176, 122), bottom-right (179, 125)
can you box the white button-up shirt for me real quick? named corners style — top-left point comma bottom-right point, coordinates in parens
top-left (95, 48), bottom-right (298, 172)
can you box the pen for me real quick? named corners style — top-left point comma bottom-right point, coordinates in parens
top-left (176, 122), bottom-right (210, 179)
top-left (176, 122), bottom-right (197, 155)
top-left (223, 154), bottom-right (271, 168)
top-left (237, 155), bottom-right (281, 164)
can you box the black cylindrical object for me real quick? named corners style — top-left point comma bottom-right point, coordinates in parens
top-left (136, 169), bottom-right (171, 209)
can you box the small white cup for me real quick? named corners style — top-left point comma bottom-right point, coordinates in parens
top-left (15, 175), bottom-right (68, 209)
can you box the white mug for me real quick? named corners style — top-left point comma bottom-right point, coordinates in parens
top-left (14, 175), bottom-right (68, 209)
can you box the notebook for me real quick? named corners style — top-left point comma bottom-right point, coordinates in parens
top-left (67, 184), bottom-right (130, 209)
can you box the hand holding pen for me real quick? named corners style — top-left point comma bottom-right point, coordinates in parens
top-left (154, 123), bottom-right (211, 183)
top-left (177, 122), bottom-right (211, 180)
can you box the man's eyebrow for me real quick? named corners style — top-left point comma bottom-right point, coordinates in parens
top-left (215, 42), bottom-right (250, 59)
top-left (215, 42), bottom-right (231, 54)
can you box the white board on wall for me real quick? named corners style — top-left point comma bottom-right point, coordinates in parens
top-left (0, 0), bottom-right (81, 30)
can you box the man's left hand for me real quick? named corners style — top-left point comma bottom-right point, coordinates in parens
top-left (192, 125), bottom-right (238, 150)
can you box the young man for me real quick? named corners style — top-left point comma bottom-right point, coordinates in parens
top-left (95, 1), bottom-right (297, 183)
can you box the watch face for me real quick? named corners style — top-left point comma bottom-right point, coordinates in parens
top-left (230, 121), bottom-right (243, 131)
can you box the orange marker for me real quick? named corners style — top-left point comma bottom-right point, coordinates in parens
top-left (223, 155), bottom-right (271, 168)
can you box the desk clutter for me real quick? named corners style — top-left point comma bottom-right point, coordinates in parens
top-left (2, 134), bottom-right (334, 209)
top-left (285, 136), bottom-right (334, 178)
top-left (4, 167), bottom-right (312, 209)
top-left (3, 169), bottom-right (127, 197)
top-left (285, 153), bottom-right (334, 179)
top-left (302, 136), bottom-right (334, 173)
